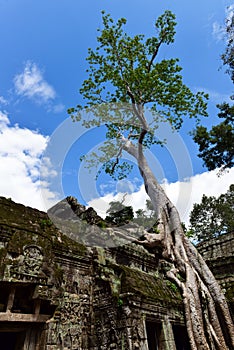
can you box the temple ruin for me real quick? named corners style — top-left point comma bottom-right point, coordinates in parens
top-left (0, 196), bottom-right (233, 349)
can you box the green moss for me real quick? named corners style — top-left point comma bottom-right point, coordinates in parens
top-left (166, 280), bottom-right (178, 292)
top-left (120, 265), bottom-right (182, 306)
top-left (39, 219), bottom-right (53, 230)
top-left (117, 298), bottom-right (124, 308)
top-left (0, 197), bottom-right (88, 258)
top-left (97, 220), bottom-right (107, 229)
top-left (0, 197), bottom-right (90, 291)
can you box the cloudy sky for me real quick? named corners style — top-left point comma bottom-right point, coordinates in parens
top-left (0, 0), bottom-right (233, 226)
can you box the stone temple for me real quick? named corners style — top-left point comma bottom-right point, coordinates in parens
top-left (0, 196), bottom-right (233, 349)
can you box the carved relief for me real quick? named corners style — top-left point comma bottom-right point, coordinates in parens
top-left (130, 317), bottom-right (147, 349)
top-left (21, 245), bottom-right (44, 275)
top-left (46, 265), bottom-right (92, 348)
top-left (9, 244), bottom-right (47, 283)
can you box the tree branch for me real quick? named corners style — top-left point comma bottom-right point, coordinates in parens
top-left (147, 38), bottom-right (164, 73)
top-left (110, 144), bottom-right (124, 174)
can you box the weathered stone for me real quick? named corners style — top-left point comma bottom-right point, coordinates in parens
top-left (0, 196), bottom-right (232, 349)
top-left (197, 231), bottom-right (234, 313)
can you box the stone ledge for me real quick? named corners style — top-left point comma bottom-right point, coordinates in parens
top-left (0, 311), bottom-right (51, 322)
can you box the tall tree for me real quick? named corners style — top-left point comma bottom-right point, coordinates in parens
top-left (69, 11), bottom-right (234, 349)
top-left (189, 184), bottom-right (234, 243)
top-left (193, 11), bottom-right (234, 172)
top-left (105, 200), bottom-right (134, 225)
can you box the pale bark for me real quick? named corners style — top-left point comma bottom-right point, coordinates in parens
top-left (123, 139), bottom-right (234, 350)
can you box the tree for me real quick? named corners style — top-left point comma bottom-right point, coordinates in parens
top-left (69, 11), bottom-right (234, 349)
top-left (193, 12), bottom-right (234, 172)
top-left (193, 102), bottom-right (234, 172)
top-left (134, 199), bottom-right (158, 230)
top-left (222, 10), bottom-right (234, 84)
top-left (189, 184), bottom-right (234, 243)
top-left (105, 200), bottom-right (134, 225)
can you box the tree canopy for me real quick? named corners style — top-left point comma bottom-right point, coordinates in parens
top-left (193, 12), bottom-right (234, 172)
top-left (189, 184), bottom-right (234, 243)
top-left (105, 200), bottom-right (134, 225)
top-left (193, 103), bottom-right (234, 171)
top-left (69, 10), bottom-right (208, 181)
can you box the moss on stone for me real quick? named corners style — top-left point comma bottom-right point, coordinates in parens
top-left (119, 264), bottom-right (182, 306)
top-left (0, 196), bottom-right (88, 257)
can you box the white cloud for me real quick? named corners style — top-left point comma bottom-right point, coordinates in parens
top-left (1, 110), bottom-right (232, 226)
top-left (226, 4), bottom-right (234, 24)
top-left (0, 111), bottom-right (58, 210)
top-left (88, 168), bottom-right (234, 226)
top-left (52, 103), bottom-right (65, 114)
top-left (89, 185), bottom-right (149, 219)
top-left (195, 87), bottom-right (231, 104)
top-left (212, 21), bottom-right (225, 42)
top-left (0, 96), bottom-right (8, 106)
top-left (212, 4), bottom-right (234, 42)
top-left (14, 61), bottom-right (56, 103)
top-left (161, 168), bottom-right (234, 226)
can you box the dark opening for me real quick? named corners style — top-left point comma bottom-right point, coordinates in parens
top-left (12, 285), bottom-right (35, 313)
top-left (146, 321), bottom-right (162, 350)
top-left (40, 300), bottom-right (56, 315)
top-left (0, 331), bottom-right (26, 350)
top-left (0, 283), bottom-right (12, 312)
top-left (172, 325), bottom-right (191, 350)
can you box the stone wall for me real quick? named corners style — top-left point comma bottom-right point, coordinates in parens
top-left (0, 197), bottom-right (93, 349)
top-left (197, 231), bottom-right (234, 313)
top-left (0, 196), bottom-right (232, 349)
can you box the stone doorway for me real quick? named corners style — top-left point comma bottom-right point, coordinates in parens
top-left (172, 325), bottom-right (191, 350)
top-left (145, 321), bottom-right (162, 350)
top-left (0, 324), bottom-right (46, 350)
top-left (0, 330), bottom-right (26, 350)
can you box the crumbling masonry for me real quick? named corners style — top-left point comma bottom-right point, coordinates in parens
top-left (0, 196), bottom-right (233, 349)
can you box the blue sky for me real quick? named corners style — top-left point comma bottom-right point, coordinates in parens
top-left (0, 0), bottom-right (233, 224)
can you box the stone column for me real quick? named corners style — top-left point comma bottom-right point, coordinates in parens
top-left (160, 316), bottom-right (176, 350)
top-left (6, 286), bottom-right (15, 312)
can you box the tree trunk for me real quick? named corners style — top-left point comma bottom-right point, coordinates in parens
top-left (123, 140), bottom-right (234, 350)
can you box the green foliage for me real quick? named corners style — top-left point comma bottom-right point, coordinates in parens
top-left (106, 200), bottom-right (126, 214)
top-left (181, 222), bottom-right (194, 239)
top-left (105, 198), bottom-right (161, 231)
top-left (69, 10), bottom-right (208, 180)
top-left (193, 103), bottom-right (234, 171)
top-left (97, 220), bottom-right (107, 229)
top-left (193, 13), bottom-right (234, 172)
top-left (189, 184), bottom-right (234, 243)
top-left (117, 298), bottom-right (124, 308)
top-left (166, 280), bottom-right (178, 292)
top-left (39, 218), bottom-right (53, 230)
top-left (105, 200), bottom-right (134, 225)
top-left (221, 12), bottom-right (234, 84)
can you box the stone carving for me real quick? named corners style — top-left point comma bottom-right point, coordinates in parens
top-left (22, 245), bottom-right (44, 275)
top-left (48, 287), bottom-right (91, 349)
top-left (9, 244), bottom-right (46, 283)
top-left (1, 197), bottom-right (232, 350)
top-left (132, 318), bottom-right (145, 340)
